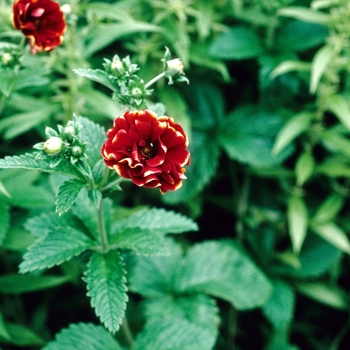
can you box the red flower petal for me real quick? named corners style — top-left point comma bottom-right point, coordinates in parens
top-left (101, 110), bottom-right (190, 194)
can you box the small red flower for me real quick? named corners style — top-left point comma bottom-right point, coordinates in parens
top-left (12, 0), bottom-right (66, 54)
top-left (101, 110), bottom-right (190, 194)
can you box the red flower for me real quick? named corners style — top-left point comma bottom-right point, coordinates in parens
top-left (12, 0), bottom-right (66, 54)
top-left (101, 110), bottom-right (190, 194)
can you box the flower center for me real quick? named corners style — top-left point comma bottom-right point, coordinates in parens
top-left (140, 141), bottom-right (157, 159)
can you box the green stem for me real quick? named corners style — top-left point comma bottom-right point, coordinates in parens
top-left (0, 93), bottom-right (7, 116)
top-left (144, 72), bottom-right (166, 89)
top-left (121, 314), bottom-right (134, 347)
top-left (100, 177), bottom-right (129, 192)
top-left (97, 198), bottom-right (109, 253)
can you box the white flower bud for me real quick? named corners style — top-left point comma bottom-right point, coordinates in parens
top-left (165, 58), bottom-right (184, 77)
top-left (44, 137), bottom-right (63, 155)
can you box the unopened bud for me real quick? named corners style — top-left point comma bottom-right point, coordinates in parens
top-left (111, 56), bottom-right (125, 76)
top-left (63, 125), bottom-right (76, 141)
top-left (165, 58), bottom-right (184, 77)
top-left (71, 145), bottom-right (83, 157)
top-left (1, 53), bottom-right (13, 66)
top-left (44, 137), bottom-right (63, 155)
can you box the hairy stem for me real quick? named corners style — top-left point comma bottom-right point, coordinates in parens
top-left (144, 72), bottom-right (166, 89)
top-left (97, 198), bottom-right (109, 253)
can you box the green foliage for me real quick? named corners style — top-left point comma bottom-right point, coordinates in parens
top-left (83, 251), bottom-right (128, 334)
top-left (42, 323), bottom-right (123, 350)
top-left (2, 0), bottom-right (350, 348)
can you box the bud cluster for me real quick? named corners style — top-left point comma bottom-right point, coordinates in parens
top-left (33, 115), bottom-right (88, 168)
top-left (103, 55), bottom-right (152, 109)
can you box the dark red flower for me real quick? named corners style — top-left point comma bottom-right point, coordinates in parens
top-left (12, 0), bottom-right (66, 54)
top-left (101, 110), bottom-right (190, 194)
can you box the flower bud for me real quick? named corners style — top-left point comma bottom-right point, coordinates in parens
top-left (44, 137), bottom-right (63, 155)
top-left (1, 53), bottom-right (13, 66)
top-left (165, 58), bottom-right (184, 77)
top-left (71, 145), bottom-right (83, 157)
top-left (63, 125), bottom-right (76, 141)
top-left (110, 56), bottom-right (125, 76)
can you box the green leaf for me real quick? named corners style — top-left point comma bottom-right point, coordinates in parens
top-left (132, 317), bottom-right (216, 350)
top-left (277, 6), bottom-right (331, 25)
top-left (209, 26), bottom-right (263, 60)
top-left (310, 45), bottom-right (335, 93)
top-left (0, 200), bottom-right (10, 245)
top-left (0, 312), bottom-right (10, 341)
top-left (326, 94), bottom-right (350, 131)
top-left (311, 222), bottom-right (350, 254)
top-left (42, 323), bottom-right (123, 350)
top-left (83, 251), bottom-right (128, 333)
top-left (295, 282), bottom-right (348, 310)
top-left (321, 129), bottom-right (350, 157)
top-left (0, 153), bottom-right (85, 179)
top-left (144, 294), bottom-right (219, 337)
top-left (4, 322), bottom-right (45, 346)
top-left (56, 178), bottom-right (85, 216)
top-left (129, 239), bottom-right (183, 297)
top-left (312, 194), bottom-right (345, 225)
top-left (19, 226), bottom-right (95, 273)
top-left (287, 195), bottom-right (308, 254)
top-left (76, 116), bottom-right (107, 166)
top-left (111, 226), bottom-right (167, 255)
top-left (24, 211), bottom-right (76, 238)
top-left (272, 112), bottom-right (314, 155)
top-left (113, 208), bottom-right (198, 235)
top-left (295, 151), bottom-right (315, 186)
top-left (84, 22), bottom-right (161, 57)
top-left (73, 68), bottom-right (117, 92)
top-left (218, 106), bottom-right (293, 167)
top-left (274, 234), bottom-right (341, 278)
top-left (179, 240), bottom-right (272, 309)
top-left (275, 20), bottom-right (328, 52)
top-left (0, 110), bottom-right (53, 140)
top-left (0, 274), bottom-right (69, 294)
top-left (262, 280), bottom-right (295, 330)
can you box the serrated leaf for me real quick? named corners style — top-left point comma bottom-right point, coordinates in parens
top-left (76, 116), bottom-right (107, 166)
top-left (56, 178), bottom-right (85, 215)
top-left (113, 208), bottom-right (198, 235)
top-left (262, 280), bottom-right (295, 330)
top-left (42, 323), bottom-right (123, 350)
top-left (73, 68), bottom-right (117, 92)
top-left (272, 112), bottom-right (314, 155)
top-left (132, 317), bottom-right (216, 350)
top-left (295, 282), bottom-right (348, 310)
top-left (144, 294), bottom-right (219, 337)
top-left (0, 200), bottom-right (10, 245)
top-left (179, 241), bottom-right (272, 309)
top-left (19, 226), bottom-right (95, 273)
top-left (287, 195), bottom-right (308, 254)
top-left (129, 239), bottom-right (183, 297)
top-left (218, 106), bottom-right (293, 167)
top-left (0, 274), bottom-right (69, 294)
top-left (110, 226), bottom-right (168, 255)
top-left (24, 211), bottom-right (76, 238)
top-left (0, 153), bottom-right (84, 179)
top-left (209, 26), bottom-right (263, 60)
top-left (83, 251), bottom-right (128, 333)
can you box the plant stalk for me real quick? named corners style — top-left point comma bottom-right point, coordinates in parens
top-left (144, 72), bottom-right (166, 89)
top-left (97, 198), bottom-right (109, 253)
